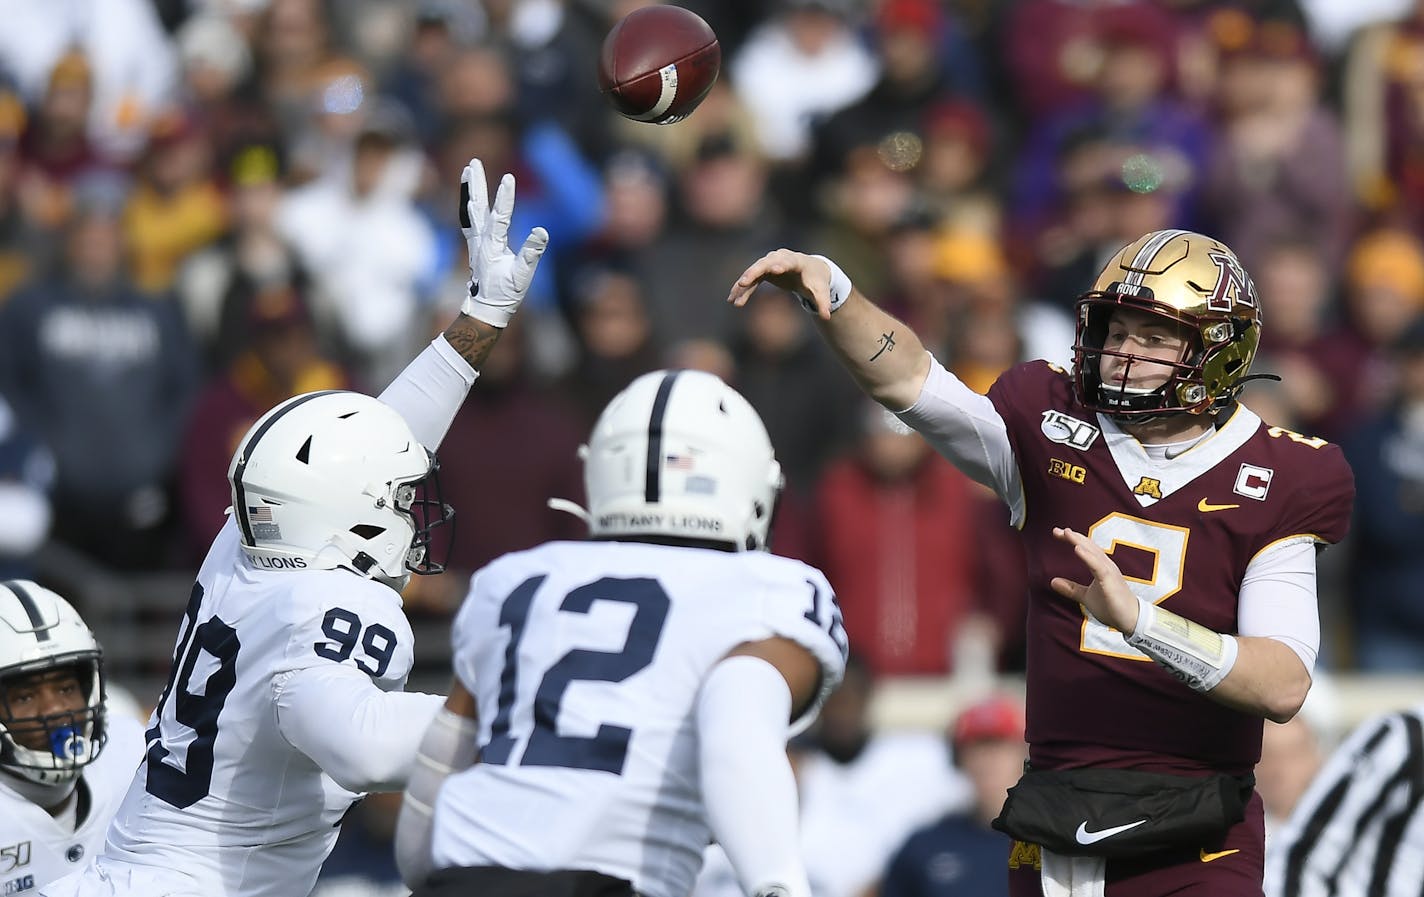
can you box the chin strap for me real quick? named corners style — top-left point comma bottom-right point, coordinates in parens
top-left (546, 497), bottom-right (591, 524)
top-left (0, 766), bottom-right (78, 809)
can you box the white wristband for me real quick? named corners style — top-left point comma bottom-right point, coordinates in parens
top-left (1125, 599), bottom-right (1238, 693)
top-left (796, 255), bottom-right (852, 315)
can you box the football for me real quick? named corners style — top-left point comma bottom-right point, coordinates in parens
top-left (598, 5), bottom-right (720, 125)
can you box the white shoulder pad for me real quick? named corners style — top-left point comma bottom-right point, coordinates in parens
top-left (278, 573), bottom-right (417, 690)
top-left (746, 556), bottom-right (849, 736)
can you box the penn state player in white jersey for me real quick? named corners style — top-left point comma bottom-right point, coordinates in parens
top-left (42, 158), bottom-right (549, 897)
top-left (394, 370), bottom-right (850, 897)
top-left (0, 581), bottom-right (145, 893)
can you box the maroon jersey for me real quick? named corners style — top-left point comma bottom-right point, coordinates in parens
top-left (986, 362), bottom-right (1353, 776)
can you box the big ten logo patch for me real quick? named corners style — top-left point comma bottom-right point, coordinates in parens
top-left (0, 843), bottom-right (29, 874)
top-left (1133, 476), bottom-right (1163, 499)
top-left (3, 875), bottom-right (33, 895)
top-left (1049, 459), bottom-right (1087, 485)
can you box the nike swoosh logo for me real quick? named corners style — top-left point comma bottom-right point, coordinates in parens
top-left (1198, 499), bottom-right (1240, 512)
top-left (1200, 848), bottom-right (1240, 863)
top-left (1074, 819), bottom-right (1148, 845)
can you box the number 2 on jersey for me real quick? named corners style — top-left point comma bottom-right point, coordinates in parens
top-left (483, 576), bottom-right (669, 774)
top-left (1079, 513), bottom-right (1189, 659)
top-left (145, 583), bottom-right (241, 808)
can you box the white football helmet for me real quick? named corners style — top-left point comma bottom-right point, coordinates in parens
top-left (573, 370), bottom-right (784, 551)
top-left (228, 391), bottom-right (453, 584)
top-left (0, 581), bottom-right (106, 786)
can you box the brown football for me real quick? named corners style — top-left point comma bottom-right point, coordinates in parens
top-left (598, 5), bottom-right (720, 125)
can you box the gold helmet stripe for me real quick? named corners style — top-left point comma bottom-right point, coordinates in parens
top-left (1122, 228), bottom-right (1192, 288)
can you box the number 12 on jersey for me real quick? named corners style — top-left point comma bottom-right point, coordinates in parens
top-left (482, 576), bottom-right (670, 775)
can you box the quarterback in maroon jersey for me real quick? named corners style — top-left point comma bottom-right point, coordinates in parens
top-left (729, 230), bottom-right (1353, 897)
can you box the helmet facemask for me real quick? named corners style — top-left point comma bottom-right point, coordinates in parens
top-left (0, 654), bottom-right (106, 787)
top-left (387, 458), bottom-right (455, 577)
top-left (1072, 230), bottom-right (1263, 422)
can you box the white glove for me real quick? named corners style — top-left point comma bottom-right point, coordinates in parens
top-left (458, 158), bottom-right (550, 328)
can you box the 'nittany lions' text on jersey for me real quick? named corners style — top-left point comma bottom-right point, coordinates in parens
top-left (0, 716), bottom-right (143, 894)
top-left (90, 519), bottom-right (419, 897)
top-left (430, 541), bottom-right (850, 897)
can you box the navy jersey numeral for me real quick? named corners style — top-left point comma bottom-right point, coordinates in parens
top-left (313, 607), bottom-right (398, 677)
top-left (145, 583), bottom-right (241, 808)
top-left (803, 578), bottom-right (849, 662)
top-left (484, 576), bottom-right (670, 774)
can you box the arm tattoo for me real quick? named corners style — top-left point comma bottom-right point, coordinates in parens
top-left (869, 330), bottom-right (896, 362)
top-left (443, 315), bottom-right (503, 370)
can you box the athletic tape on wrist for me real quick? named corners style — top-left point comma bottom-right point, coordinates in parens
top-left (795, 255), bottom-right (851, 315)
top-left (1125, 599), bottom-right (1238, 692)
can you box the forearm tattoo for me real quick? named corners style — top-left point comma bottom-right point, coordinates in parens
top-left (869, 330), bottom-right (896, 362)
top-left (443, 315), bottom-right (503, 370)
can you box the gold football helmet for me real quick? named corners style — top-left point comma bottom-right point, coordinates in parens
top-left (1072, 229), bottom-right (1263, 419)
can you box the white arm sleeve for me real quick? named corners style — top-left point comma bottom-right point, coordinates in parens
top-left (697, 656), bottom-right (812, 897)
top-left (273, 663), bottom-right (445, 792)
top-left (894, 354), bottom-right (1025, 525)
top-left (377, 336), bottom-right (478, 451)
top-left (395, 708), bottom-right (480, 888)
top-left (1238, 539), bottom-right (1320, 674)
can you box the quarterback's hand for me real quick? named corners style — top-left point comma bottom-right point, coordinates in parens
top-left (1049, 527), bottom-right (1141, 634)
top-left (458, 158), bottom-right (549, 328)
top-left (729, 249), bottom-right (835, 320)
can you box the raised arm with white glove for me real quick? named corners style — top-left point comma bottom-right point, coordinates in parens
top-left (378, 158), bottom-right (550, 449)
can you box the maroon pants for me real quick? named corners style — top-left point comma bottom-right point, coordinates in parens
top-left (1007, 792), bottom-right (1265, 897)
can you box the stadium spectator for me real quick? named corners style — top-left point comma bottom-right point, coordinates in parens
top-left (881, 694), bottom-right (1028, 897)
top-left (0, 396), bottom-right (52, 580)
top-left (1201, 18), bottom-right (1352, 271)
top-left (812, 402), bottom-right (985, 676)
top-left (276, 100), bottom-right (438, 388)
top-left (1251, 236), bottom-right (1363, 442)
top-left (0, 0), bottom-right (178, 161)
top-left (176, 286), bottom-right (351, 564)
top-left (0, 175), bottom-right (199, 571)
top-left (732, 286), bottom-right (861, 496)
top-left (730, 0), bottom-right (877, 163)
top-left (557, 264), bottom-right (662, 431)
top-left (429, 316), bottom-right (585, 575)
top-left (1342, 314), bottom-right (1424, 671)
top-left (122, 110), bottom-right (229, 294)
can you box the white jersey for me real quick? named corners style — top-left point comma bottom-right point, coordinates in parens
top-left (73, 519), bottom-right (417, 897)
top-left (430, 540), bottom-right (849, 897)
top-left (0, 716), bottom-right (143, 893)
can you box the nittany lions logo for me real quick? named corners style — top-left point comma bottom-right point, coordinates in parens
top-left (1206, 249), bottom-right (1255, 313)
top-left (1041, 410), bottom-right (1100, 451)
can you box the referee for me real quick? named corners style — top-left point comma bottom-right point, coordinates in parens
top-left (1267, 703), bottom-right (1424, 896)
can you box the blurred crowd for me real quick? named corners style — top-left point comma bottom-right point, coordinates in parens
top-left (3, 0), bottom-right (1424, 691)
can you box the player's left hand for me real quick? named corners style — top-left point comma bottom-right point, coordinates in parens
top-left (458, 158), bottom-right (550, 328)
top-left (1049, 527), bottom-right (1141, 634)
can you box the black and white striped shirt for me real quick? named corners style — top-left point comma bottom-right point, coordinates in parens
top-left (1267, 704), bottom-right (1424, 896)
